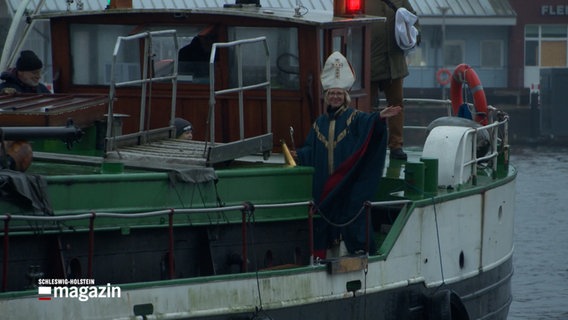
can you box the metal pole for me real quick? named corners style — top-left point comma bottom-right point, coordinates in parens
top-left (439, 6), bottom-right (449, 100)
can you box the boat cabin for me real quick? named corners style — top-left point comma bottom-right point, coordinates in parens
top-left (2, 1), bottom-right (382, 165)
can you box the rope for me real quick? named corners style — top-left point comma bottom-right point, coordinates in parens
top-left (315, 204), bottom-right (366, 228)
top-left (431, 196), bottom-right (447, 295)
top-left (244, 202), bottom-right (275, 320)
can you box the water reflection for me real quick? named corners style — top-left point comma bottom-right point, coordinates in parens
top-left (509, 146), bottom-right (568, 319)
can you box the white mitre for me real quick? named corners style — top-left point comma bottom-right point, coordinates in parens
top-left (320, 51), bottom-right (355, 91)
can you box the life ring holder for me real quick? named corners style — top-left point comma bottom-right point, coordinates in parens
top-left (436, 68), bottom-right (452, 86)
top-left (449, 64), bottom-right (489, 126)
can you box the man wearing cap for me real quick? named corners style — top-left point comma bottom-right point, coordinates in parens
top-left (0, 50), bottom-right (51, 95)
top-left (295, 52), bottom-right (400, 258)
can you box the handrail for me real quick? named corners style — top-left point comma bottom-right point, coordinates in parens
top-left (207, 37), bottom-right (271, 146)
top-left (0, 197), bottom-right (410, 280)
top-left (105, 30), bottom-right (179, 152)
top-left (399, 98), bottom-right (509, 186)
top-left (0, 201), bottom-right (312, 222)
top-left (456, 110), bottom-right (509, 185)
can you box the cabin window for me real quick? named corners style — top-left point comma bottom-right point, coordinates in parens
top-left (330, 27), bottom-right (364, 91)
top-left (141, 25), bottom-right (219, 83)
top-left (344, 27), bottom-right (363, 91)
top-left (70, 24), bottom-right (141, 85)
top-left (227, 27), bottom-right (299, 90)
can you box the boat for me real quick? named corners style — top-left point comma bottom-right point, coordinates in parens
top-left (0, 1), bottom-right (515, 319)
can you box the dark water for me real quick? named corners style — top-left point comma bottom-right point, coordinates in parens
top-left (508, 146), bottom-right (568, 320)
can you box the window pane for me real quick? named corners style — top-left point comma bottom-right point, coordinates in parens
top-left (345, 27), bottom-right (363, 90)
top-left (542, 25), bottom-right (567, 38)
top-left (228, 27), bottom-right (299, 90)
top-left (445, 42), bottom-right (464, 67)
top-left (525, 40), bottom-right (539, 66)
top-left (176, 25), bottom-right (218, 83)
top-left (541, 41), bottom-right (567, 67)
top-left (70, 24), bottom-right (141, 85)
top-left (525, 25), bottom-right (539, 38)
top-left (481, 40), bottom-right (502, 67)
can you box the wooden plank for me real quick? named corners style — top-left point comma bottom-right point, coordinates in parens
top-left (326, 255), bottom-right (368, 274)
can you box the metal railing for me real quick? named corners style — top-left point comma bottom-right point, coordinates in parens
top-left (105, 29), bottom-right (179, 153)
top-left (1, 197), bottom-right (412, 290)
top-left (206, 36), bottom-right (272, 146)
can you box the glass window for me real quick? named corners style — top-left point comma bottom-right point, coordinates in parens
top-left (541, 41), bottom-right (567, 67)
top-left (525, 40), bottom-right (539, 66)
top-left (444, 41), bottom-right (464, 67)
top-left (70, 24), bottom-right (141, 85)
top-left (344, 27), bottom-right (363, 90)
top-left (20, 20), bottom-right (53, 91)
top-left (542, 25), bottom-right (567, 38)
top-left (228, 27), bottom-right (299, 90)
top-left (480, 40), bottom-right (502, 68)
top-left (525, 25), bottom-right (539, 38)
top-left (70, 24), bottom-right (216, 85)
top-left (140, 25), bottom-right (215, 83)
top-left (330, 27), bottom-right (364, 91)
top-left (176, 25), bottom-right (219, 84)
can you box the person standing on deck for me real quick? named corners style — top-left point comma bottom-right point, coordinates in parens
top-left (368, 0), bottom-right (420, 160)
top-left (293, 52), bottom-right (401, 259)
top-left (0, 50), bottom-right (51, 95)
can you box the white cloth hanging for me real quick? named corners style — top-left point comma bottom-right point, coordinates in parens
top-left (394, 7), bottom-right (419, 52)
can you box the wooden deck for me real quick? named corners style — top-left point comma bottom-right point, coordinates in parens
top-left (0, 93), bottom-right (108, 128)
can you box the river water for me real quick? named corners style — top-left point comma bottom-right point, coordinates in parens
top-left (508, 145), bottom-right (568, 319)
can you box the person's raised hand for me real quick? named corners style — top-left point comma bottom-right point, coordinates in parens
top-left (379, 105), bottom-right (402, 118)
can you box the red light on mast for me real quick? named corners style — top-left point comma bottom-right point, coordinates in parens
top-left (334, 0), bottom-right (364, 17)
top-left (345, 0), bottom-right (362, 14)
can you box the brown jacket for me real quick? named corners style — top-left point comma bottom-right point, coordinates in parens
top-left (368, 0), bottom-right (420, 82)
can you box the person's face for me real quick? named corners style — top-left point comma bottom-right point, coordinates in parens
top-left (18, 69), bottom-right (42, 87)
top-left (180, 130), bottom-right (193, 140)
top-left (326, 89), bottom-right (345, 108)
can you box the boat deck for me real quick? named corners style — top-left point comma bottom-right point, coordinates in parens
top-left (0, 93), bottom-right (108, 128)
top-left (105, 131), bottom-right (274, 168)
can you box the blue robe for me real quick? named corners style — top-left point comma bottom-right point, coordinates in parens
top-left (297, 105), bottom-right (388, 254)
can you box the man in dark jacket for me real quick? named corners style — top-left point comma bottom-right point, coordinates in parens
top-left (368, 0), bottom-right (420, 160)
top-left (0, 50), bottom-right (51, 94)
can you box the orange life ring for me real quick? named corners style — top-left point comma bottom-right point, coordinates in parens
top-left (450, 64), bottom-right (488, 125)
top-left (436, 68), bottom-right (451, 86)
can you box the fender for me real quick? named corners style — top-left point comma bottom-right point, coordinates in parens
top-left (450, 64), bottom-right (488, 126)
top-left (428, 290), bottom-right (470, 320)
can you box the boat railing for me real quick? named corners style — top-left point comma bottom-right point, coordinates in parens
top-left (205, 36), bottom-right (273, 163)
top-left (390, 98), bottom-right (510, 186)
top-left (1, 198), bottom-right (411, 288)
top-left (105, 29), bottom-right (179, 153)
top-left (102, 33), bottom-right (273, 166)
top-left (458, 107), bottom-right (509, 184)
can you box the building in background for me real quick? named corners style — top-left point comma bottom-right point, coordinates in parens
top-left (405, 0), bottom-right (518, 102)
top-left (508, 0), bottom-right (568, 90)
top-left (1, 0), bottom-right (567, 106)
